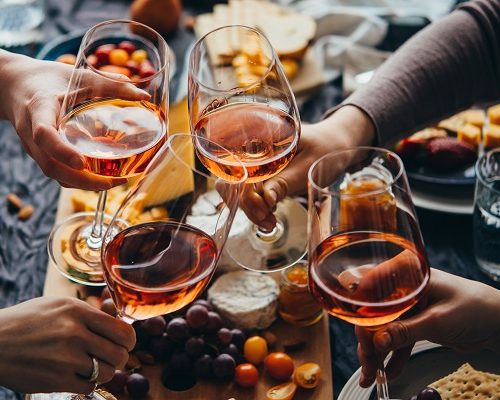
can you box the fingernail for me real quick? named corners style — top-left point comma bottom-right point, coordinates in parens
top-left (70, 157), bottom-right (84, 169)
top-left (378, 331), bottom-right (391, 349)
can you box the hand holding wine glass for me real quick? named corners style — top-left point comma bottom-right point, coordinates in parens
top-left (307, 147), bottom-right (431, 400)
top-left (48, 20), bottom-right (170, 286)
top-left (188, 25), bottom-right (307, 272)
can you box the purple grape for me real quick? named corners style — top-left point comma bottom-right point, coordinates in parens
top-left (140, 316), bottom-right (166, 337)
top-left (166, 317), bottom-right (189, 341)
top-left (193, 299), bottom-right (213, 311)
top-left (186, 305), bottom-right (209, 329)
top-left (169, 352), bottom-right (193, 375)
top-left (194, 354), bottom-right (213, 379)
top-left (220, 343), bottom-right (241, 361)
top-left (409, 396), bottom-right (418, 400)
top-left (102, 370), bottom-right (127, 394)
top-left (417, 387), bottom-right (442, 400)
top-left (230, 328), bottom-right (246, 350)
top-left (185, 337), bottom-right (205, 358)
top-left (212, 354), bottom-right (236, 379)
top-left (204, 311), bottom-right (223, 333)
top-left (148, 333), bottom-right (175, 361)
top-left (126, 373), bottom-right (149, 398)
top-left (217, 328), bottom-right (232, 345)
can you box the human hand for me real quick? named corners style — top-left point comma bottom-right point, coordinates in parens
top-left (240, 105), bottom-right (375, 230)
top-left (356, 268), bottom-right (500, 388)
top-left (0, 297), bottom-right (135, 394)
top-left (0, 51), bottom-right (148, 190)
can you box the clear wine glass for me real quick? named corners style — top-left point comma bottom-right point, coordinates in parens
top-left (307, 147), bottom-right (431, 400)
top-left (48, 20), bottom-right (170, 286)
top-left (188, 24), bottom-right (307, 273)
top-left (28, 134), bottom-right (246, 400)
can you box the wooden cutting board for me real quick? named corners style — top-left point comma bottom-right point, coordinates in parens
top-left (42, 100), bottom-right (334, 400)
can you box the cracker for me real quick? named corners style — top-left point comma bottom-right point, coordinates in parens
top-left (430, 362), bottom-right (500, 400)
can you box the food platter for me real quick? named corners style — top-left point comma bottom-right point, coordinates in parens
top-left (42, 101), bottom-right (334, 400)
top-left (338, 341), bottom-right (500, 400)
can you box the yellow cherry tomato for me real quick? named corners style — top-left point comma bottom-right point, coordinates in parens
top-left (131, 49), bottom-right (148, 64)
top-left (264, 352), bottom-right (295, 381)
top-left (266, 382), bottom-right (297, 400)
top-left (109, 48), bottom-right (129, 66)
top-left (293, 362), bottom-right (321, 389)
top-left (243, 335), bottom-right (268, 365)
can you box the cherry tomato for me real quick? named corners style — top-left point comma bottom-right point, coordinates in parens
top-left (118, 41), bottom-right (137, 54)
top-left (109, 48), bottom-right (130, 66)
top-left (94, 44), bottom-right (116, 64)
top-left (266, 382), bottom-right (297, 400)
top-left (293, 362), bottom-right (321, 389)
top-left (264, 352), bottom-right (294, 381)
top-left (243, 336), bottom-right (268, 365)
top-left (234, 363), bottom-right (259, 388)
top-left (131, 49), bottom-right (148, 64)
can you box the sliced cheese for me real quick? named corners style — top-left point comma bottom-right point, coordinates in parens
top-left (457, 123), bottom-right (481, 147)
top-left (484, 123), bottom-right (500, 149)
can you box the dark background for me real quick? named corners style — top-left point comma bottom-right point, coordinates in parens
top-left (0, 1), bottom-right (498, 399)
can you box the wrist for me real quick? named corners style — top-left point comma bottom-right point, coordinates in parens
top-left (318, 104), bottom-right (376, 149)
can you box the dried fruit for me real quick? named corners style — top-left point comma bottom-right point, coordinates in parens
top-left (425, 137), bottom-right (477, 171)
top-left (56, 54), bottom-right (77, 65)
top-left (18, 204), bottom-right (34, 220)
top-left (262, 331), bottom-right (277, 348)
top-left (126, 353), bottom-right (142, 371)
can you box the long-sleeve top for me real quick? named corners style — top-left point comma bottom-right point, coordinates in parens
top-left (331, 0), bottom-right (500, 145)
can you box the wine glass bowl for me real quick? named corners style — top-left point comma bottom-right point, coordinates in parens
top-left (307, 147), bottom-right (430, 399)
top-left (188, 25), bottom-right (307, 272)
top-left (101, 133), bottom-right (247, 323)
top-left (48, 20), bottom-right (170, 286)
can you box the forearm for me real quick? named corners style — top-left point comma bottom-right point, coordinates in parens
top-left (335, 0), bottom-right (500, 144)
top-left (0, 50), bottom-right (26, 121)
top-left (483, 285), bottom-right (500, 354)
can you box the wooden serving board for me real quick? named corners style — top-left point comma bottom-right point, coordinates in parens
top-left (42, 100), bottom-right (333, 400)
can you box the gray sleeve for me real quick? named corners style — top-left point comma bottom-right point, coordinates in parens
top-left (325, 0), bottom-right (500, 145)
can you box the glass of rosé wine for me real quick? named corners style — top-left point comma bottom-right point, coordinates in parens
top-left (28, 134), bottom-right (246, 400)
top-left (48, 20), bottom-right (170, 286)
top-left (307, 147), bottom-right (431, 400)
top-left (188, 24), bottom-right (307, 273)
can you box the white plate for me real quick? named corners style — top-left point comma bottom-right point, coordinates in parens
top-left (411, 187), bottom-right (474, 215)
top-left (338, 340), bottom-right (500, 400)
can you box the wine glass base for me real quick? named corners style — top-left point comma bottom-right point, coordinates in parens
top-left (226, 198), bottom-right (308, 272)
top-left (48, 212), bottom-right (127, 286)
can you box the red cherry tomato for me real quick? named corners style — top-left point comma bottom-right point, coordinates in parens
top-left (234, 363), bottom-right (259, 388)
top-left (293, 362), bottom-right (321, 389)
top-left (266, 382), bottom-right (297, 400)
top-left (264, 352), bottom-right (295, 381)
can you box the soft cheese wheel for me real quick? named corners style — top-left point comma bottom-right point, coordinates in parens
top-left (208, 271), bottom-right (278, 329)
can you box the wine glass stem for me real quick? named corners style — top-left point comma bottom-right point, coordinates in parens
top-left (86, 191), bottom-right (108, 250)
top-left (375, 364), bottom-right (390, 400)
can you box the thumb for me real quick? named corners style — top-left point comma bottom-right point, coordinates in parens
top-left (374, 313), bottom-right (434, 353)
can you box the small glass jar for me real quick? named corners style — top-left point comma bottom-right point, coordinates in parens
top-left (278, 261), bottom-right (324, 327)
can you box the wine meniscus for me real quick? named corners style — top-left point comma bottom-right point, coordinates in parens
top-left (193, 102), bottom-right (299, 183)
top-left (102, 221), bottom-right (218, 321)
top-left (309, 231), bottom-right (430, 326)
top-left (60, 98), bottom-right (167, 179)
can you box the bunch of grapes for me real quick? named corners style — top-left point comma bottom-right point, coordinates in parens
top-left (102, 299), bottom-right (247, 395)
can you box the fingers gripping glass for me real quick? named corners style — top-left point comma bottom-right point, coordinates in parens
top-left (307, 147), bottom-right (431, 400)
top-left (47, 20), bottom-right (170, 286)
top-left (31, 134), bottom-right (246, 400)
top-left (188, 25), bottom-right (306, 272)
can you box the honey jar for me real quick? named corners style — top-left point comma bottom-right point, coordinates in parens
top-left (278, 261), bottom-right (324, 327)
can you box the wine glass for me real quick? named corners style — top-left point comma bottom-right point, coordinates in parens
top-left (307, 147), bottom-right (431, 400)
top-left (28, 134), bottom-right (246, 400)
top-left (188, 24), bottom-right (307, 273)
top-left (48, 20), bottom-right (170, 286)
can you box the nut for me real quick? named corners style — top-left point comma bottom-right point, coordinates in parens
top-left (126, 353), bottom-right (142, 371)
top-left (6, 193), bottom-right (23, 210)
top-left (18, 204), bottom-right (34, 220)
top-left (135, 350), bottom-right (156, 365)
top-left (262, 331), bottom-right (277, 348)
